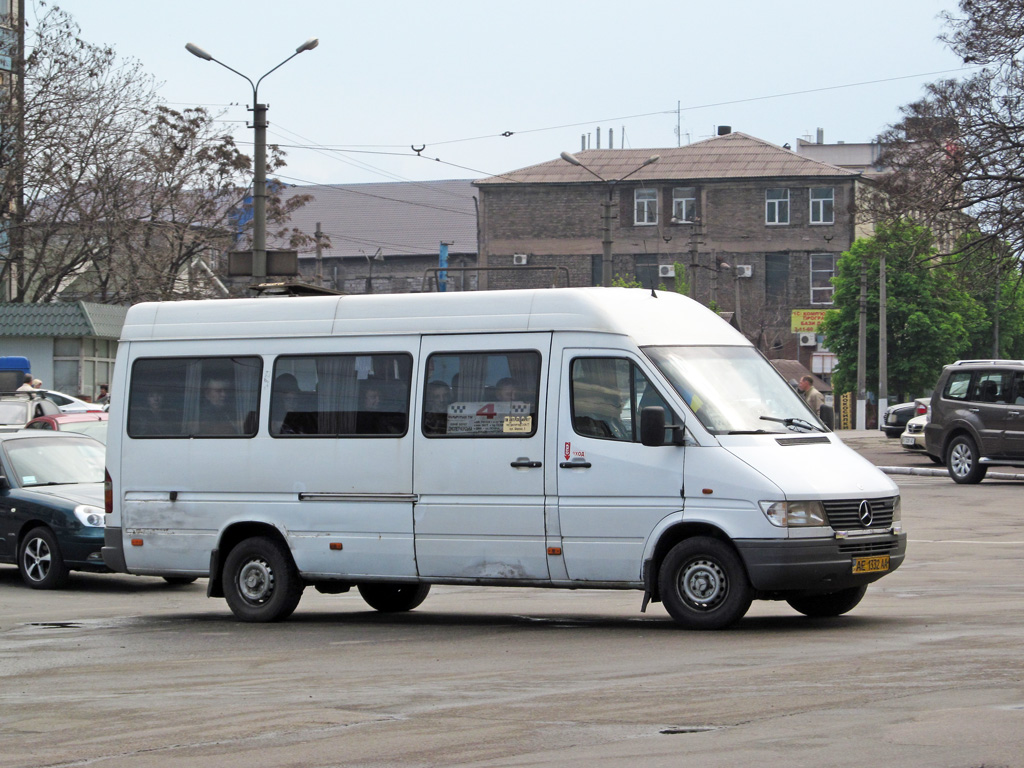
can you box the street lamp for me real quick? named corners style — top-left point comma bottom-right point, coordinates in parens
top-left (185, 38), bottom-right (319, 281)
top-left (559, 151), bottom-right (659, 287)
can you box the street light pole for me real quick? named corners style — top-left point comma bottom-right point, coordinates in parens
top-left (560, 151), bottom-right (659, 287)
top-left (185, 38), bottom-right (318, 281)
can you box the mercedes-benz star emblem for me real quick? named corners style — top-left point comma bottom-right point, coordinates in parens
top-left (858, 500), bottom-right (874, 527)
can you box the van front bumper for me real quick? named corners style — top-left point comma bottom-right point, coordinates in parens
top-left (735, 533), bottom-right (907, 594)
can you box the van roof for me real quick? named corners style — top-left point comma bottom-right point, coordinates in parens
top-left (120, 287), bottom-right (750, 347)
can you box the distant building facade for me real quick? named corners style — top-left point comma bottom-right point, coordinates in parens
top-left (475, 131), bottom-right (868, 358)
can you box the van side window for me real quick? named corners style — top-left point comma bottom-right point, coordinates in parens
top-left (422, 351), bottom-right (540, 437)
top-left (571, 358), bottom-right (677, 442)
top-left (128, 357), bottom-right (262, 438)
top-left (271, 353), bottom-right (412, 437)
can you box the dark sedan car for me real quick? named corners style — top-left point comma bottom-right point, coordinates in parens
top-left (880, 398), bottom-right (928, 438)
top-left (0, 431), bottom-right (107, 588)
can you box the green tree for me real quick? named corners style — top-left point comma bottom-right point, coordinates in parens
top-left (821, 220), bottom-right (987, 401)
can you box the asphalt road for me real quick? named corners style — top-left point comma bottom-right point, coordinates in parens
top-left (1, 438), bottom-right (1021, 768)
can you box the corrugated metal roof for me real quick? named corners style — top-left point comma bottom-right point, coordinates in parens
top-left (0, 302), bottom-right (128, 338)
top-left (273, 179), bottom-right (478, 260)
top-left (476, 132), bottom-right (860, 186)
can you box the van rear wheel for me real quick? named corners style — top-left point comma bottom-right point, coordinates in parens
top-left (357, 582), bottom-right (430, 612)
top-left (659, 537), bottom-right (752, 630)
top-left (223, 536), bottom-right (304, 622)
top-left (786, 585), bottom-right (867, 618)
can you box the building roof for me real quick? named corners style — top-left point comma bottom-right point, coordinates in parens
top-left (274, 180), bottom-right (478, 260)
top-left (475, 132), bottom-right (861, 186)
top-left (0, 301), bottom-right (128, 339)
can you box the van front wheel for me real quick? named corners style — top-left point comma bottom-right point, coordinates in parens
top-left (659, 537), bottom-right (752, 630)
top-left (357, 582), bottom-right (430, 612)
top-left (223, 536), bottom-right (304, 622)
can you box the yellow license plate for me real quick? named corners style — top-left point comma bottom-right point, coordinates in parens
top-left (852, 555), bottom-right (889, 574)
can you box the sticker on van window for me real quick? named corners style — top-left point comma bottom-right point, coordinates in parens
top-left (447, 401), bottom-right (531, 435)
top-left (503, 415), bottom-right (532, 433)
top-left (22, 476), bottom-right (37, 485)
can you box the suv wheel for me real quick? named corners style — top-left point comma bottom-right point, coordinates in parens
top-left (947, 434), bottom-right (988, 484)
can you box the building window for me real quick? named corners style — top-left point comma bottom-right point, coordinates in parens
top-left (765, 188), bottom-right (789, 225)
top-left (672, 187), bottom-right (696, 223)
top-left (635, 254), bottom-right (658, 290)
top-left (810, 187), bottom-right (835, 224)
top-left (634, 188), bottom-right (658, 225)
top-left (810, 253), bottom-right (836, 305)
top-left (765, 252), bottom-right (789, 303)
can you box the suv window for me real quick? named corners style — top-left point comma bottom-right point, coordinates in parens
top-left (943, 371), bottom-right (972, 401)
top-left (970, 371), bottom-right (1011, 403)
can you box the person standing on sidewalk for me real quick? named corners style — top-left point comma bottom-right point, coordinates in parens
top-left (798, 375), bottom-right (825, 416)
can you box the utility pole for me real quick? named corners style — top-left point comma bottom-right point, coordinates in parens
top-left (314, 222), bottom-right (323, 287)
top-left (878, 252), bottom-right (888, 416)
top-left (856, 252), bottom-right (867, 430)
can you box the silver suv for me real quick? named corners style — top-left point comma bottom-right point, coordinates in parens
top-left (924, 360), bottom-right (1024, 483)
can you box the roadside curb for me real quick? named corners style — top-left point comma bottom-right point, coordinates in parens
top-left (878, 466), bottom-right (1024, 481)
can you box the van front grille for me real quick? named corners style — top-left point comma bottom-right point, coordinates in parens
top-left (823, 497), bottom-right (896, 530)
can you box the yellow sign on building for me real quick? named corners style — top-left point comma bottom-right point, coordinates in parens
top-left (791, 309), bottom-right (829, 333)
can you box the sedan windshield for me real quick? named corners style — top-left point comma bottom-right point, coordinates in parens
top-left (4, 436), bottom-right (105, 487)
top-left (644, 346), bottom-right (825, 435)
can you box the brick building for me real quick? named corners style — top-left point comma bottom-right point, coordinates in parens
top-left (475, 131), bottom-right (869, 359)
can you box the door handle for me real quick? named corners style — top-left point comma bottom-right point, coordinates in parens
top-left (560, 461), bottom-right (592, 469)
top-left (510, 459), bottom-right (542, 469)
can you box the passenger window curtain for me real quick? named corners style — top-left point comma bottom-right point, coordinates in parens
top-left (317, 356), bottom-right (358, 434)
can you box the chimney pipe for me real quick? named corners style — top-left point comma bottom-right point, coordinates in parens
top-left (816, 127), bottom-right (824, 144)
top-left (717, 125), bottom-right (732, 136)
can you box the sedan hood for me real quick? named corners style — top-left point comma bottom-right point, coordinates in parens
top-left (718, 434), bottom-right (898, 499)
top-left (22, 482), bottom-right (104, 507)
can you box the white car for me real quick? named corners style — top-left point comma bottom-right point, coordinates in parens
top-left (37, 390), bottom-right (104, 414)
top-left (900, 413), bottom-right (942, 464)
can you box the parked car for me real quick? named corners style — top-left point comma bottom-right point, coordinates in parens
top-left (36, 389), bottom-right (104, 414)
top-left (24, 412), bottom-right (109, 444)
top-left (0, 431), bottom-right (107, 588)
top-left (0, 392), bottom-right (62, 433)
top-left (925, 359), bottom-right (1024, 483)
top-left (880, 397), bottom-right (929, 438)
top-left (900, 412), bottom-right (942, 464)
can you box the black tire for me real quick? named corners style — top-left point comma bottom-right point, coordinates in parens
top-left (162, 576), bottom-right (198, 585)
top-left (658, 537), bottom-right (752, 630)
top-left (357, 582), bottom-right (430, 612)
top-left (222, 536), bottom-right (304, 622)
top-left (786, 585), bottom-right (867, 618)
top-left (18, 527), bottom-right (70, 589)
top-left (946, 434), bottom-right (988, 484)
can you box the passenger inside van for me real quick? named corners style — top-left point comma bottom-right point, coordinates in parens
top-left (423, 380), bottom-right (452, 435)
top-left (201, 377), bottom-right (239, 435)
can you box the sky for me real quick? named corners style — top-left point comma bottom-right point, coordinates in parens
top-left (50, 0), bottom-right (969, 188)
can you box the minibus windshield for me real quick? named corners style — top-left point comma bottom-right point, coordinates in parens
top-left (644, 346), bottom-right (826, 435)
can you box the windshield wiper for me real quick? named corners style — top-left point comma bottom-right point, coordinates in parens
top-left (759, 415), bottom-right (826, 433)
top-left (727, 429), bottom-right (772, 435)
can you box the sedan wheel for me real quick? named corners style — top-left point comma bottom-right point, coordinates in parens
top-left (19, 527), bottom-right (71, 589)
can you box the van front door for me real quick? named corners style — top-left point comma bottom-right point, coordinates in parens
top-left (554, 349), bottom-right (686, 584)
top-left (413, 334), bottom-right (551, 580)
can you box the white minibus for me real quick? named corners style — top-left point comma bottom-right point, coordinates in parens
top-left (103, 288), bottom-right (905, 629)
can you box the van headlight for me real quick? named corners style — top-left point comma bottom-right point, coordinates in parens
top-left (74, 505), bottom-right (106, 528)
top-left (891, 496), bottom-right (902, 534)
top-left (759, 500), bottom-right (827, 528)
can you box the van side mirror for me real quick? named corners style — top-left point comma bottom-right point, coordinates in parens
top-left (640, 406), bottom-right (683, 446)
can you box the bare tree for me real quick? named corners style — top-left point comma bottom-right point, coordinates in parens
top-left (872, 0), bottom-right (1024, 275)
top-left (1, 2), bottom-right (313, 304)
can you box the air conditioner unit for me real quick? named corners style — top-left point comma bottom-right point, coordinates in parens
top-left (798, 332), bottom-right (817, 347)
top-left (658, 264), bottom-right (676, 278)
top-left (513, 253), bottom-right (529, 266)
top-left (735, 265), bottom-right (752, 278)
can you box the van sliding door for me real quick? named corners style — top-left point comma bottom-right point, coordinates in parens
top-left (412, 334), bottom-right (551, 580)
